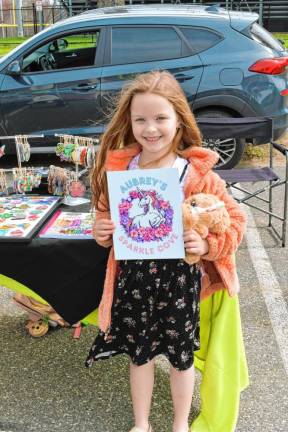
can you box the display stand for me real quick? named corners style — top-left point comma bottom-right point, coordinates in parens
top-left (54, 134), bottom-right (98, 206)
top-left (0, 133), bottom-right (99, 336)
top-left (0, 134), bottom-right (46, 196)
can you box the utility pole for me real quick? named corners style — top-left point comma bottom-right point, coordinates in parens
top-left (35, 0), bottom-right (43, 32)
top-left (0, 0), bottom-right (4, 38)
top-left (259, 0), bottom-right (263, 26)
top-left (15, 0), bottom-right (23, 37)
top-left (68, 0), bottom-right (72, 17)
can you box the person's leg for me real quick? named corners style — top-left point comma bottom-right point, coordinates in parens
top-left (130, 359), bottom-right (155, 431)
top-left (170, 363), bottom-right (195, 432)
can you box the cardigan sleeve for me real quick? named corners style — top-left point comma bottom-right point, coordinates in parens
top-left (200, 171), bottom-right (247, 261)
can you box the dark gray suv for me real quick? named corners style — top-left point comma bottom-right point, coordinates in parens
top-left (0, 4), bottom-right (287, 168)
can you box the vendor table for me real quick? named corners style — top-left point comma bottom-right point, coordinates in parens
top-left (0, 202), bottom-right (109, 325)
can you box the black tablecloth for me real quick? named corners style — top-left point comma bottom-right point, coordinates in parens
top-left (0, 202), bottom-right (109, 325)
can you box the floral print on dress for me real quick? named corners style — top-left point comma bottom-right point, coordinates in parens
top-left (85, 259), bottom-right (201, 372)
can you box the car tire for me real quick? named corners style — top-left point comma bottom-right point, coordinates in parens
top-left (196, 110), bottom-right (246, 170)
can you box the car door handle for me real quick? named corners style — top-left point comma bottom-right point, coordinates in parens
top-left (73, 83), bottom-right (98, 91)
top-left (65, 53), bottom-right (77, 58)
top-left (173, 73), bottom-right (194, 82)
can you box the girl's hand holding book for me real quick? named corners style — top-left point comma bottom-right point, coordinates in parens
top-left (93, 218), bottom-right (115, 244)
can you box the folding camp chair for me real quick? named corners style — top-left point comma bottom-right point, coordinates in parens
top-left (197, 117), bottom-right (288, 247)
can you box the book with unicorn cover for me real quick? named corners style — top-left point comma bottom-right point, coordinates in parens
top-left (39, 211), bottom-right (93, 239)
top-left (107, 168), bottom-right (184, 260)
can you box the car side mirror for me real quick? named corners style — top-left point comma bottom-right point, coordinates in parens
top-left (7, 60), bottom-right (21, 76)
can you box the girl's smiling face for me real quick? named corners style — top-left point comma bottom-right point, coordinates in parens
top-left (130, 92), bottom-right (180, 162)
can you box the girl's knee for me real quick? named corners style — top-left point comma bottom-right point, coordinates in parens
top-left (170, 363), bottom-right (195, 374)
top-left (130, 358), bottom-right (156, 368)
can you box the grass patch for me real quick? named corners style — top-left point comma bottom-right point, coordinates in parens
top-left (273, 33), bottom-right (288, 48)
top-left (0, 37), bottom-right (27, 56)
top-left (0, 37), bottom-right (28, 57)
top-left (0, 46), bottom-right (18, 56)
top-left (243, 130), bottom-right (288, 164)
top-left (0, 36), bottom-right (27, 44)
top-left (243, 143), bottom-right (266, 160)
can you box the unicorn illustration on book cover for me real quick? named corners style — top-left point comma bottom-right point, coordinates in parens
top-left (119, 188), bottom-right (173, 242)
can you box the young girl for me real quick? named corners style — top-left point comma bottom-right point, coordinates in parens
top-left (85, 71), bottom-right (246, 432)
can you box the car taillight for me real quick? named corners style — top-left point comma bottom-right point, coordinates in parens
top-left (249, 57), bottom-right (288, 75)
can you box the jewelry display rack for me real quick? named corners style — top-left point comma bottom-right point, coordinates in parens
top-left (0, 134), bottom-right (44, 171)
top-left (0, 134), bottom-right (98, 203)
top-left (0, 134), bottom-right (45, 195)
top-left (54, 134), bottom-right (98, 206)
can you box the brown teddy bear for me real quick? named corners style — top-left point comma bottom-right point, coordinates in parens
top-left (182, 193), bottom-right (230, 264)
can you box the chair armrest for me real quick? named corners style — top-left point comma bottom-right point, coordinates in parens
top-left (271, 141), bottom-right (288, 156)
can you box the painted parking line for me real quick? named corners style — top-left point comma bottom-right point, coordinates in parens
top-left (235, 187), bottom-right (288, 375)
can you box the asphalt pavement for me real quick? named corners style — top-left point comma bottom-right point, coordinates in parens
top-left (0, 163), bottom-right (288, 432)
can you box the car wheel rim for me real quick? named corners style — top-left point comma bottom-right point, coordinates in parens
top-left (202, 137), bottom-right (237, 168)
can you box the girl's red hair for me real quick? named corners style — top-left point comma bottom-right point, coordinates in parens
top-left (91, 70), bottom-right (202, 211)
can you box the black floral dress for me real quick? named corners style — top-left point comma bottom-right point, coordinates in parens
top-left (85, 259), bottom-right (201, 371)
top-left (86, 155), bottom-right (201, 371)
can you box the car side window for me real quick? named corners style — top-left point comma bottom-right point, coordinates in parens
top-left (179, 27), bottom-right (223, 54)
top-left (249, 23), bottom-right (284, 52)
top-left (22, 31), bottom-right (100, 73)
top-left (111, 27), bottom-right (182, 65)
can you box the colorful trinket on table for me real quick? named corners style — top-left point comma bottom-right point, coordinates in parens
top-left (12, 167), bottom-right (43, 195)
top-left (0, 195), bottom-right (60, 241)
top-left (39, 211), bottom-right (93, 239)
top-left (15, 135), bottom-right (31, 162)
top-left (0, 169), bottom-right (8, 196)
top-left (69, 180), bottom-right (86, 197)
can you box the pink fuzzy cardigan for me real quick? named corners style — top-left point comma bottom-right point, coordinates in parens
top-left (93, 144), bottom-right (247, 333)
